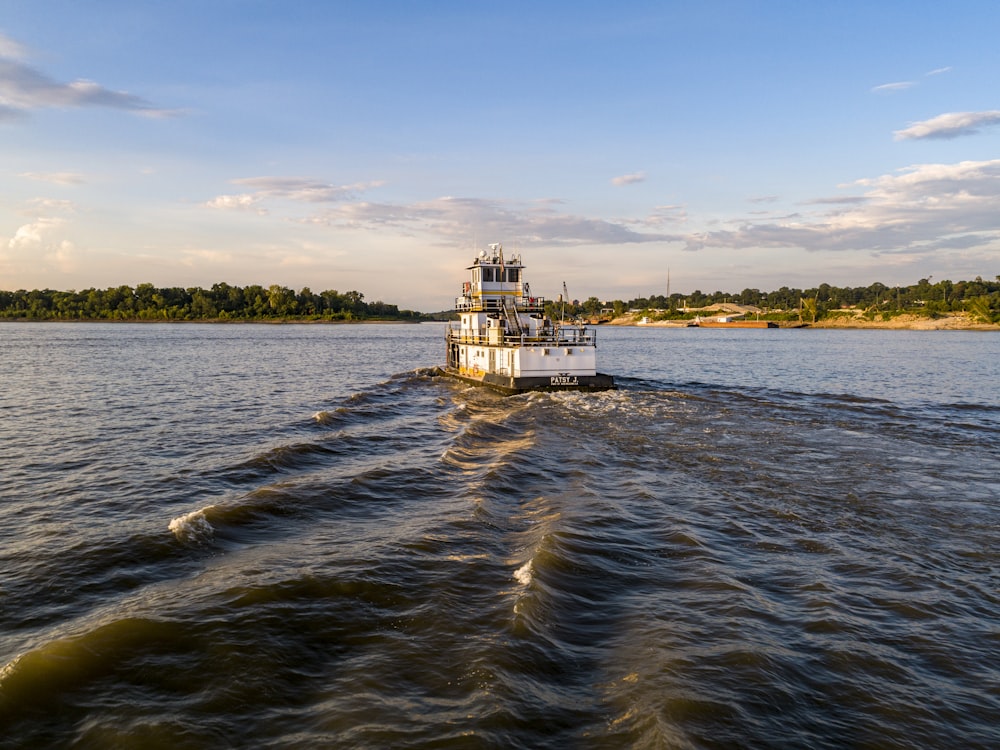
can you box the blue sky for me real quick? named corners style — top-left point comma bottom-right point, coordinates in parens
top-left (2, 1), bottom-right (999, 310)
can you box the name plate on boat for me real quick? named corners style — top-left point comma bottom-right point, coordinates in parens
top-left (550, 375), bottom-right (579, 386)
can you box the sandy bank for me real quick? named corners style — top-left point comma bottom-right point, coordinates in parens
top-left (606, 313), bottom-right (999, 331)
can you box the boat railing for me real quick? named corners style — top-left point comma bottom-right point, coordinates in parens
top-left (446, 325), bottom-right (597, 347)
top-left (454, 295), bottom-right (546, 313)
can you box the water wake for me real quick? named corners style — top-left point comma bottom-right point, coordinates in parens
top-left (167, 506), bottom-right (216, 544)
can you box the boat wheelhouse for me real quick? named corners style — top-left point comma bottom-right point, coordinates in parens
top-left (443, 243), bottom-right (615, 394)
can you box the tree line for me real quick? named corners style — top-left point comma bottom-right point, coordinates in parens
top-left (3, 276), bottom-right (998, 323)
top-left (558, 276), bottom-right (1000, 324)
top-left (0, 283), bottom-right (427, 321)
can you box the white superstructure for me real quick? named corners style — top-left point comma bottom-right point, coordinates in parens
top-left (443, 244), bottom-right (614, 393)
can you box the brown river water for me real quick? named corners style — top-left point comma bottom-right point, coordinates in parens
top-left (1, 322), bottom-right (997, 749)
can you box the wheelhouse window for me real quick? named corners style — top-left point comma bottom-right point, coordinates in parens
top-left (505, 268), bottom-right (520, 283)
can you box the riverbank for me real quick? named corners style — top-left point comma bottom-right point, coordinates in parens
top-left (804, 312), bottom-right (999, 330)
top-left (606, 312), bottom-right (999, 330)
top-left (0, 317), bottom-right (425, 325)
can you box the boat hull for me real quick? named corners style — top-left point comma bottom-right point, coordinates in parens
top-left (439, 367), bottom-right (615, 395)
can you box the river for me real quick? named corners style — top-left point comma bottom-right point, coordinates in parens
top-left (1, 322), bottom-right (997, 748)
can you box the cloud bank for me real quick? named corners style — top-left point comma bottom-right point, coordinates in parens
top-left (207, 173), bottom-right (676, 246)
top-left (679, 160), bottom-right (1000, 257)
top-left (205, 158), bottom-right (1000, 265)
top-left (304, 196), bottom-right (676, 247)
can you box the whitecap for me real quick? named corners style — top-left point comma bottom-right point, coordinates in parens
top-left (168, 506), bottom-right (215, 544)
top-left (513, 560), bottom-right (533, 586)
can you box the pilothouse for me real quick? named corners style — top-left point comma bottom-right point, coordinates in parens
top-left (443, 243), bottom-right (615, 394)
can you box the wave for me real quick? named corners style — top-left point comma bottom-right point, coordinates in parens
top-left (167, 505), bottom-right (216, 544)
top-left (309, 369), bottom-right (440, 427)
top-left (513, 560), bottom-right (533, 586)
top-left (227, 441), bottom-right (343, 478)
top-left (0, 616), bottom-right (183, 722)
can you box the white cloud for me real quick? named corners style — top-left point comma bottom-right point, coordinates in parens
top-left (205, 177), bottom-right (385, 214)
top-left (893, 111), bottom-right (1000, 140)
top-left (232, 177), bottom-right (385, 202)
top-left (8, 218), bottom-right (63, 251)
top-left (871, 81), bottom-right (914, 93)
top-left (204, 193), bottom-right (268, 214)
top-left (3, 216), bottom-right (80, 273)
top-left (869, 67), bottom-right (950, 96)
top-left (611, 172), bottom-right (646, 186)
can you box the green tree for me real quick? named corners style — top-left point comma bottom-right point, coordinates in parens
top-left (189, 288), bottom-right (218, 318)
top-left (343, 291), bottom-right (365, 316)
top-left (267, 284), bottom-right (295, 315)
top-left (243, 285), bottom-right (267, 317)
top-left (297, 287), bottom-right (320, 315)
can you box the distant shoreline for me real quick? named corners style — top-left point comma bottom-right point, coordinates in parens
top-left (607, 313), bottom-right (999, 331)
top-left (0, 318), bottom-right (425, 325)
top-left (2, 315), bottom-right (996, 330)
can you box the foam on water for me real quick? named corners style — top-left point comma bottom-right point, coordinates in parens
top-left (513, 560), bottom-right (532, 586)
top-left (168, 506), bottom-right (215, 544)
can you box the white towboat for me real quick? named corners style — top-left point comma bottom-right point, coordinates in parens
top-left (443, 243), bottom-right (615, 394)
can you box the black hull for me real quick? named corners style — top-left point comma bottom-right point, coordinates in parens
top-left (439, 367), bottom-right (615, 395)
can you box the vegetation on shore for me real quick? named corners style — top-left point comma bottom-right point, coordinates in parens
top-left (2, 275), bottom-right (998, 326)
top-left (553, 276), bottom-right (1000, 326)
top-left (0, 283), bottom-right (430, 322)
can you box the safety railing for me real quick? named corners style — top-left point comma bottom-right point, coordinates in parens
top-left (446, 325), bottom-right (596, 347)
top-left (454, 295), bottom-right (547, 313)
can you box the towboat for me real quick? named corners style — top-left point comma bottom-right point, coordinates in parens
top-left (443, 244), bottom-right (615, 394)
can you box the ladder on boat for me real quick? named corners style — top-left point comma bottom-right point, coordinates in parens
top-left (501, 299), bottom-right (523, 337)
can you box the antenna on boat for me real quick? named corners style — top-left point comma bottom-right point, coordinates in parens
top-left (561, 281), bottom-right (568, 325)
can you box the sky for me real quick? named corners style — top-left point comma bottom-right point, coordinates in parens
top-left (2, 0), bottom-right (999, 310)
